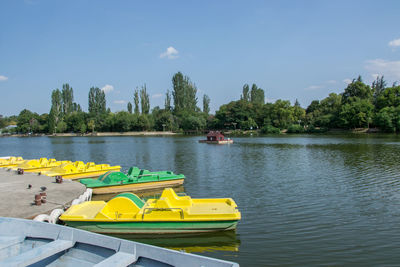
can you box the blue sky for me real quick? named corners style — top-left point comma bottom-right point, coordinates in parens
top-left (1, 0), bottom-right (400, 116)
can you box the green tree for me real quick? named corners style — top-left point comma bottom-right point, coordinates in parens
top-left (152, 107), bottom-right (175, 131)
top-left (269, 100), bottom-right (294, 129)
top-left (214, 100), bottom-right (258, 129)
top-left (61, 83), bottom-right (74, 115)
top-left (261, 125), bottom-right (280, 134)
top-left (172, 72), bottom-right (198, 113)
top-left (172, 72), bottom-right (185, 112)
top-left (38, 113), bottom-right (49, 133)
top-left (88, 87), bottom-right (107, 130)
top-left (250, 84), bottom-right (265, 105)
top-left (88, 88), bottom-right (95, 113)
top-left (181, 115), bottom-right (206, 131)
top-left (372, 75), bottom-right (386, 105)
top-left (339, 98), bottom-right (373, 128)
top-left (342, 77), bottom-right (372, 103)
top-left (87, 119), bottom-right (95, 133)
top-left (306, 100), bottom-right (320, 113)
top-left (241, 117), bottom-right (258, 130)
top-left (114, 111), bottom-right (133, 132)
top-left (103, 113), bottom-right (116, 131)
top-left (203, 94), bottom-right (210, 114)
top-left (165, 90), bottom-right (172, 111)
top-left (375, 86), bottom-right (400, 110)
top-left (88, 87), bottom-right (106, 115)
top-left (241, 84), bottom-right (250, 101)
top-left (134, 88), bottom-right (140, 114)
top-left (56, 121), bottom-right (67, 133)
top-left (79, 123), bottom-right (87, 134)
top-left (293, 104), bottom-right (306, 124)
top-left (140, 84), bottom-right (150, 114)
top-left (374, 106), bottom-right (400, 132)
top-left (65, 112), bottom-right (86, 133)
top-left (17, 109), bottom-right (41, 133)
top-left (73, 103), bottom-right (82, 112)
top-left (287, 124), bottom-right (305, 133)
top-left (0, 116), bottom-right (6, 129)
top-left (184, 78), bottom-right (198, 112)
top-left (97, 89), bottom-right (106, 114)
top-left (49, 89), bottom-right (62, 133)
top-left (306, 93), bottom-right (342, 128)
top-left (137, 114), bottom-right (152, 131)
top-left (127, 102), bottom-right (132, 114)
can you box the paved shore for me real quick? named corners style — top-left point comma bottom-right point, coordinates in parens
top-left (0, 168), bottom-right (85, 219)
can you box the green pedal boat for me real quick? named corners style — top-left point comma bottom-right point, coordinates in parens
top-left (60, 188), bottom-right (241, 234)
top-left (80, 167), bottom-right (185, 194)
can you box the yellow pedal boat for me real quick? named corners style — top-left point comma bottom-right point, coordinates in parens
top-left (60, 188), bottom-right (241, 234)
top-left (42, 161), bottom-right (121, 180)
top-left (11, 158), bottom-right (71, 173)
top-left (0, 157), bottom-right (26, 168)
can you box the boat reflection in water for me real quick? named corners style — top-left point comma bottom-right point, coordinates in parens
top-left (92, 187), bottom-right (240, 253)
top-left (111, 230), bottom-right (241, 253)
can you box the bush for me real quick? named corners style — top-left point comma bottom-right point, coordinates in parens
top-left (306, 125), bottom-right (328, 133)
top-left (181, 115), bottom-right (206, 131)
top-left (240, 118), bottom-right (258, 130)
top-left (287, 124), bottom-right (305, 133)
top-left (374, 106), bottom-right (400, 133)
top-left (261, 125), bottom-right (280, 134)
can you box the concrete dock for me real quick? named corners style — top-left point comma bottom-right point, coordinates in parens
top-left (0, 168), bottom-right (86, 219)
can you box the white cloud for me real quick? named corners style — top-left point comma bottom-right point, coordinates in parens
top-left (113, 100), bottom-right (126, 105)
top-left (305, 85), bottom-right (324, 91)
top-left (101, 84), bottom-right (114, 93)
top-left (343, 78), bottom-right (352, 84)
top-left (326, 80), bottom-right (337, 84)
top-left (152, 93), bottom-right (163, 98)
top-left (365, 59), bottom-right (400, 80)
top-left (0, 75), bottom-right (8, 81)
top-left (160, 46), bottom-right (179, 59)
top-left (388, 38), bottom-right (400, 48)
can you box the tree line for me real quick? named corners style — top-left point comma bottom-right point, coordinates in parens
top-left (212, 75), bottom-right (400, 133)
top-left (1, 72), bottom-right (211, 134)
top-left (1, 73), bottom-right (400, 134)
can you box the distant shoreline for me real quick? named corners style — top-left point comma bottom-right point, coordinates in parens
top-left (1, 131), bottom-right (178, 137)
top-left (0, 128), bottom-right (387, 138)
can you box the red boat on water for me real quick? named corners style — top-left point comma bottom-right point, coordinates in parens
top-left (199, 131), bottom-right (233, 144)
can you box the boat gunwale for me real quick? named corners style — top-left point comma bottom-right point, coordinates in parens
top-left (84, 177), bottom-right (185, 189)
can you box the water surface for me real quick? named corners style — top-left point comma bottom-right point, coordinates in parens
top-left (1, 134), bottom-right (400, 266)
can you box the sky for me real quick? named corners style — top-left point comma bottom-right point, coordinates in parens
top-left (1, 0), bottom-right (400, 116)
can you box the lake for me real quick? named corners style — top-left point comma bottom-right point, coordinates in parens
top-left (1, 134), bottom-right (400, 266)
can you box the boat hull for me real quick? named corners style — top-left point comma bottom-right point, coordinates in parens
top-left (199, 140), bottom-right (233, 144)
top-left (91, 178), bottom-right (185, 194)
top-left (64, 220), bottom-right (239, 234)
